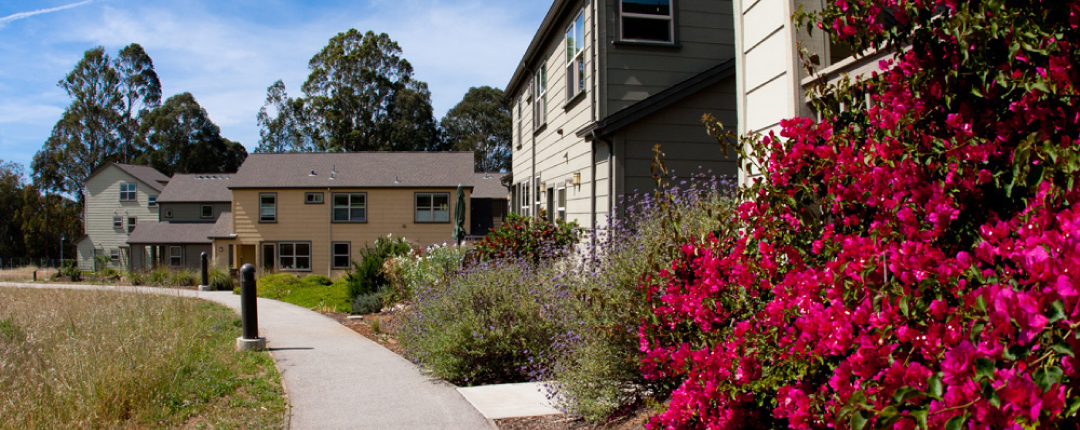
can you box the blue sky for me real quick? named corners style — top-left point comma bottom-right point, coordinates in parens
top-left (0, 0), bottom-right (549, 172)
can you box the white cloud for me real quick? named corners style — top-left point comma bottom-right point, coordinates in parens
top-left (0, 0), bottom-right (97, 30)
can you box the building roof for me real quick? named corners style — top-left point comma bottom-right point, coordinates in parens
top-left (126, 221), bottom-right (214, 245)
top-left (506, 0), bottom-right (578, 96)
top-left (576, 59), bottom-right (737, 139)
top-left (228, 152), bottom-right (477, 190)
top-left (208, 213), bottom-right (234, 239)
top-left (156, 174), bottom-right (233, 203)
top-left (471, 173), bottom-right (509, 199)
top-left (86, 163), bottom-right (170, 192)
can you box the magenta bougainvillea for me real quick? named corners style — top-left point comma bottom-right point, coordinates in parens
top-left (641, 1), bottom-right (1080, 429)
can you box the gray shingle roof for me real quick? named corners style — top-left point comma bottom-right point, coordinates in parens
top-left (156, 174), bottom-right (233, 203)
top-left (229, 152), bottom-right (477, 189)
top-left (208, 213), bottom-right (234, 239)
top-left (471, 173), bottom-right (509, 199)
top-left (88, 164), bottom-right (170, 192)
top-left (127, 221), bottom-right (215, 245)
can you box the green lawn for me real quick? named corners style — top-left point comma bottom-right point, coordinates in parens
top-left (242, 273), bottom-right (353, 314)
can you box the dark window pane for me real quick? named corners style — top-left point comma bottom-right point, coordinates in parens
top-left (623, 0), bottom-right (670, 15)
top-left (335, 194), bottom-right (349, 206)
top-left (351, 208), bottom-right (365, 221)
top-left (297, 257), bottom-right (310, 270)
top-left (417, 194), bottom-right (431, 208)
top-left (296, 243), bottom-right (310, 256)
top-left (334, 208), bottom-right (348, 221)
top-left (623, 16), bottom-right (671, 42)
top-left (334, 243), bottom-right (349, 254)
top-left (434, 194), bottom-right (449, 207)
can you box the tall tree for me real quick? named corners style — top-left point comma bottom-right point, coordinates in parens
top-left (256, 29), bottom-right (439, 153)
top-left (440, 86), bottom-right (511, 172)
top-left (0, 161), bottom-right (27, 258)
top-left (32, 44), bottom-right (161, 200)
top-left (136, 92), bottom-right (247, 175)
top-left (19, 184), bottom-right (82, 261)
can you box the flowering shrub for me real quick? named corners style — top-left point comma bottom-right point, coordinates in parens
top-left (473, 212), bottom-right (580, 263)
top-left (343, 235), bottom-right (413, 303)
top-left (383, 243), bottom-right (469, 304)
top-left (641, 2), bottom-right (1080, 429)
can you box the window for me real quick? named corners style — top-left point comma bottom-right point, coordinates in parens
top-left (333, 193), bottom-right (367, 222)
top-left (148, 196), bottom-right (157, 208)
top-left (127, 217), bottom-right (137, 233)
top-left (557, 187), bottom-right (567, 222)
top-left (416, 193), bottom-right (450, 223)
top-left (110, 248), bottom-right (120, 262)
top-left (534, 65), bottom-right (547, 127)
top-left (119, 183), bottom-right (137, 201)
top-left (566, 11), bottom-right (586, 100)
top-left (620, 0), bottom-right (674, 43)
top-left (169, 246), bottom-right (182, 266)
top-left (113, 216), bottom-right (123, 229)
top-left (535, 175), bottom-right (543, 206)
top-left (165, 210), bottom-right (173, 218)
top-left (278, 242), bottom-right (311, 271)
top-left (332, 242), bottom-right (351, 269)
top-left (516, 98), bottom-right (523, 148)
top-left (259, 193), bottom-right (276, 222)
top-left (201, 205), bottom-right (213, 219)
top-left (519, 179), bottom-right (531, 216)
top-left (306, 192), bottom-right (324, 204)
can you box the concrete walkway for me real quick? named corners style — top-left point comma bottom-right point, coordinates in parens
top-left (0, 282), bottom-right (492, 430)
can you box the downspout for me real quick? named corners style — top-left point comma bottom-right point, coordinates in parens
top-left (327, 187), bottom-right (332, 277)
top-left (520, 59), bottom-right (537, 218)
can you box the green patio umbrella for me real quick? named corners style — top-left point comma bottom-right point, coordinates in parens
top-left (453, 184), bottom-right (466, 245)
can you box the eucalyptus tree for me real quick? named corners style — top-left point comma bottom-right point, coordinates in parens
top-left (440, 86), bottom-right (512, 172)
top-left (136, 92), bottom-right (247, 176)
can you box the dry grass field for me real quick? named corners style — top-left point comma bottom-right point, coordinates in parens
top-left (0, 266), bottom-right (60, 283)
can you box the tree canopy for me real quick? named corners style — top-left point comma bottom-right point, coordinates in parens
top-left (136, 92), bottom-right (247, 176)
top-left (256, 29), bottom-right (439, 153)
top-left (0, 160), bottom-right (81, 261)
top-left (440, 86), bottom-right (511, 173)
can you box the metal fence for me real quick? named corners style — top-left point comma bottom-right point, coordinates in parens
top-left (0, 258), bottom-right (72, 270)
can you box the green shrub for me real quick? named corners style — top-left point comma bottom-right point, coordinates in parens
top-left (208, 267), bottom-right (234, 291)
top-left (61, 261), bottom-right (81, 281)
top-left (384, 244), bottom-right (468, 304)
top-left (351, 291), bottom-right (385, 314)
top-left (124, 271), bottom-right (145, 286)
top-left (343, 235), bottom-right (413, 300)
top-left (254, 274), bottom-right (301, 300)
top-left (301, 274), bottom-right (332, 286)
top-left (473, 213), bottom-right (580, 263)
top-left (168, 269), bottom-right (197, 287)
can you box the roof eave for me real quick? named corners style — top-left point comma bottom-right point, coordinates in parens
top-left (506, 0), bottom-right (577, 96)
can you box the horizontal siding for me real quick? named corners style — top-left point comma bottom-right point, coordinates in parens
top-left (159, 203), bottom-right (231, 222)
top-left (80, 165), bottom-right (163, 270)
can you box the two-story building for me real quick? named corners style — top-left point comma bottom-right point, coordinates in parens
top-left (213, 152), bottom-right (477, 277)
top-left (76, 163), bottom-right (169, 271)
top-left (507, 0), bottom-right (741, 230)
top-left (126, 173), bottom-right (233, 271)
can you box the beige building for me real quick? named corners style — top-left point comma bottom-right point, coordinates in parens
top-left (76, 164), bottom-right (169, 271)
top-left (215, 152), bottom-right (477, 277)
top-left (507, 0), bottom-right (741, 230)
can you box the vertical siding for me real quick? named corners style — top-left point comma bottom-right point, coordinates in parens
top-left (231, 188), bottom-right (471, 277)
top-left (79, 166), bottom-right (162, 271)
top-left (604, 0), bottom-right (735, 115)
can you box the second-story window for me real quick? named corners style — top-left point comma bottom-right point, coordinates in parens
top-left (516, 98), bottom-right (523, 148)
top-left (534, 65), bottom-right (547, 127)
top-left (566, 11), bottom-right (586, 100)
top-left (127, 217), bottom-right (137, 233)
top-left (620, 0), bottom-right (674, 43)
top-left (201, 205), bottom-right (213, 219)
top-left (333, 193), bottom-right (367, 222)
top-left (260, 193), bottom-right (276, 222)
top-left (120, 183), bottom-right (137, 201)
top-left (148, 196), bottom-right (157, 208)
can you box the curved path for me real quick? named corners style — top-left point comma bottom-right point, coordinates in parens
top-left (0, 282), bottom-right (493, 430)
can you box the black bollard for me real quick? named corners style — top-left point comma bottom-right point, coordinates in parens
top-left (198, 252), bottom-right (211, 291)
top-left (237, 264), bottom-right (266, 350)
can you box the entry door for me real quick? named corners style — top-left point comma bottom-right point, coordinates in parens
top-left (262, 244), bottom-right (275, 271)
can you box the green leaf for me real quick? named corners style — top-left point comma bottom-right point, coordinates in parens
top-left (975, 295), bottom-right (987, 313)
top-left (892, 386), bottom-right (921, 403)
top-left (1066, 397), bottom-right (1080, 417)
top-left (1051, 341), bottom-right (1076, 357)
top-left (850, 410), bottom-right (870, 430)
top-left (974, 358), bottom-right (995, 381)
top-left (1046, 300), bottom-right (1066, 324)
top-left (879, 406), bottom-right (898, 419)
top-left (928, 374), bottom-right (943, 400)
top-left (910, 409), bottom-right (929, 430)
top-left (1034, 366), bottom-right (1063, 392)
top-left (899, 296), bottom-right (910, 317)
top-left (945, 415), bottom-right (967, 430)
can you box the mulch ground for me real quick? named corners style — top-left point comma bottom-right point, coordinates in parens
top-left (322, 311), bottom-right (650, 430)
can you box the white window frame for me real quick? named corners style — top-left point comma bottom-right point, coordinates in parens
top-left (113, 216), bottom-right (123, 229)
top-left (201, 205), bottom-right (213, 219)
top-left (278, 242), bottom-right (311, 271)
top-left (305, 192), bottom-right (324, 204)
top-left (119, 183), bottom-right (137, 202)
top-left (110, 248), bottom-right (121, 262)
top-left (332, 242), bottom-right (351, 269)
top-left (557, 186), bottom-right (567, 222)
top-left (332, 193), bottom-right (367, 222)
top-left (566, 11), bottom-right (586, 100)
top-left (520, 179), bottom-right (531, 217)
top-left (415, 192), bottom-right (450, 223)
top-left (534, 65), bottom-right (547, 127)
top-left (169, 246), bottom-right (182, 266)
top-left (620, 0), bottom-right (675, 43)
top-left (127, 217), bottom-right (137, 234)
top-left (534, 175), bottom-right (543, 206)
top-left (516, 98), bottom-right (523, 148)
top-left (148, 196), bottom-right (157, 208)
top-left (259, 193), bottom-right (277, 223)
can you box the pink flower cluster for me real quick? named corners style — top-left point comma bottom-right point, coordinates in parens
top-left (641, 1), bottom-right (1080, 429)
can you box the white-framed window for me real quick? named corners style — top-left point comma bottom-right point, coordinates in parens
top-left (113, 216), bottom-right (123, 229)
top-left (534, 65), bottom-right (547, 127)
top-left (519, 179), bottom-right (531, 217)
top-left (278, 242), bottom-right (311, 271)
top-left (306, 192), bottom-right (324, 204)
top-left (516, 98), bottom-right (523, 148)
top-left (566, 11), bottom-right (586, 100)
top-left (332, 242), bottom-right (351, 269)
top-left (169, 246), bottom-right (182, 266)
top-left (535, 175), bottom-right (542, 206)
top-left (119, 183), bottom-right (137, 201)
top-left (557, 187), bottom-right (567, 222)
top-left (148, 196), bottom-right (157, 208)
top-left (620, 0), bottom-right (674, 43)
top-left (201, 205), bottom-right (213, 219)
top-left (127, 217), bottom-right (137, 233)
top-left (333, 193), bottom-right (367, 222)
top-left (416, 192), bottom-right (450, 223)
top-left (260, 193), bottom-right (276, 222)
top-left (110, 248), bottom-right (120, 262)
